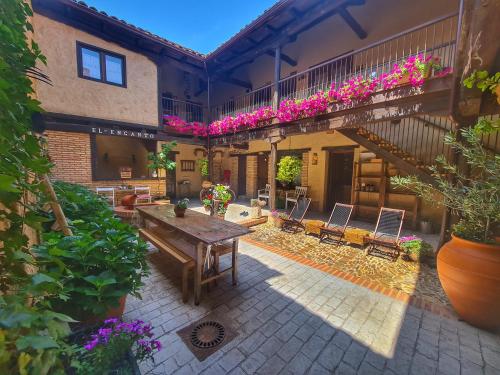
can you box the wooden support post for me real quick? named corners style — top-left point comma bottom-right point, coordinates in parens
top-left (272, 45), bottom-right (281, 111)
top-left (194, 242), bottom-right (203, 305)
top-left (42, 175), bottom-right (72, 236)
top-left (269, 141), bottom-right (278, 210)
top-left (232, 238), bottom-right (238, 286)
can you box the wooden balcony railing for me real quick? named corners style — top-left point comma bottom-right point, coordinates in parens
top-left (210, 13), bottom-right (458, 121)
top-left (162, 97), bottom-right (206, 123)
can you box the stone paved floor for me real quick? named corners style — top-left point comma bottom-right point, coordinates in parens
top-left (245, 223), bottom-right (448, 307)
top-left (125, 241), bottom-right (500, 375)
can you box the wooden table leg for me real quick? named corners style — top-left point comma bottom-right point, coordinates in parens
top-left (232, 238), bottom-right (239, 286)
top-left (194, 242), bottom-right (204, 305)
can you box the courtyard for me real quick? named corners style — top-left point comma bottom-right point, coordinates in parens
top-left (126, 239), bottom-right (500, 374)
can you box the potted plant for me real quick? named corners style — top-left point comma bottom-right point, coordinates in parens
top-left (277, 155), bottom-right (302, 189)
top-left (35, 182), bottom-right (149, 322)
top-left (174, 198), bottom-right (189, 217)
top-left (399, 236), bottom-right (434, 262)
top-left (270, 210), bottom-right (288, 228)
top-left (74, 318), bottom-right (161, 374)
top-left (392, 117), bottom-right (500, 329)
top-left (202, 197), bottom-right (212, 212)
top-left (212, 184), bottom-right (232, 218)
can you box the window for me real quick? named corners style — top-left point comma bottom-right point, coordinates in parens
top-left (77, 42), bottom-right (126, 87)
top-left (180, 160), bottom-right (195, 172)
top-left (92, 135), bottom-right (155, 180)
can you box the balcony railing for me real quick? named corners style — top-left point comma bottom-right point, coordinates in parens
top-left (162, 97), bottom-right (205, 123)
top-left (211, 13), bottom-right (458, 121)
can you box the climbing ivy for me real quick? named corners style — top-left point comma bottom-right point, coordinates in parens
top-left (0, 1), bottom-right (73, 373)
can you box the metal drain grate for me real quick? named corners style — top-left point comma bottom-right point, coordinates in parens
top-left (190, 321), bottom-right (225, 349)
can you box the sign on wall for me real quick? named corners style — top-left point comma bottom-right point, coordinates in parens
top-left (119, 166), bottom-right (132, 179)
top-left (91, 127), bottom-right (156, 139)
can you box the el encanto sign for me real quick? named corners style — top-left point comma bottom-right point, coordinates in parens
top-left (91, 127), bottom-right (156, 139)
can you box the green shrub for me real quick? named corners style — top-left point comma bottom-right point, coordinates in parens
top-left (34, 182), bottom-right (149, 320)
top-left (277, 156), bottom-right (302, 185)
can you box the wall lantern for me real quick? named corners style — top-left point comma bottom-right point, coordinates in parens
top-left (312, 153), bottom-right (318, 165)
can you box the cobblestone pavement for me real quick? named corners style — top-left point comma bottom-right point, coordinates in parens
top-left (124, 241), bottom-right (500, 375)
top-left (245, 223), bottom-right (448, 307)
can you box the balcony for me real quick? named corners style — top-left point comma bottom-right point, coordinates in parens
top-left (162, 96), bottom-right (206, 124)
top-left (210, 13), bottom-right (458, 122)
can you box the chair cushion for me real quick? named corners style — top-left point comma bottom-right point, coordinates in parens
top-left (137, 194), bottom-right (151, 200)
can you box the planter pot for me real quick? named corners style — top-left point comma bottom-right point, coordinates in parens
top-left (203, 205), bottom-right (211, 212)
top-left (174, 207), bottom-right (186, 217)
top-left (495, 84), bottom-right (500, 105)
top-left (437, 235), bottom-right (500, 330)
top-left (121, 194), bottom-right (137, 210)
top-left (202, 180), bottom-right (212, 189)
top-left (83, 295), bottom-right (127, 324)
top-left (420, 220), bottom-right (433, 234)
top-left (397, 67), bottom-right (431, 86)
top-left (272, 217), bottom-right (284, 229)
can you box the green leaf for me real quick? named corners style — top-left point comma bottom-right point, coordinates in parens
top-left (16, 335), bottom-right (59, 350)
top-left (0, 174), bottom-right (19, 192)
top-left (32, 273), bottom-right (56, 285)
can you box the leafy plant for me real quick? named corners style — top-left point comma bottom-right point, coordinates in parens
top-left (34, 182), bottom-right (149, 320)
top-left (0, 1), bottom-right (74, 373)
top-left (277, 156), bottom-right (302, 185)
top-left (197, 158), bottom-right (209, 177)
top-left (463, 70), bottom-right (500, 94)
top-left (399, 236), bottom-right (434, 259)
top-left (392, 122), bottom-right (500, 243)
top-left (176, 198), bottom-right (189, 209)
top-left (202, 198), bottom-right (212, 207)
top-left (148, 141), bottom-right (177, 196)
top-left (75, 318), bottom-right (161, 375)
top-left (212, 184), bottom-right (232, 215)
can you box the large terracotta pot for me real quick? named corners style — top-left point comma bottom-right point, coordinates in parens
top-left (438, 235), bottom-right (500, 330)
top-left (121, 194), bottom-right (137, 210)
top-left (84, 295), bottom-right (127, 324)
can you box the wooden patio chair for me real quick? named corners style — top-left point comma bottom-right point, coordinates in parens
top-left (365, 207), bottom-right (405, 261)
top-left (96, 187), bottom-right (115, 207)
top-left (257, 183), bottom-right (270, 205)
top-left (282, 197), bottom-right (312, 233)
top-left (319, 203), bottom-right (354, 246)
top-left (135, 186), bottom-right (152, 204)
top-left (285, 186), bottom-right (308, 210)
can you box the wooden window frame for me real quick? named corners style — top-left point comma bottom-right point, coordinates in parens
top-left (180, 160), bottom-right (195, 172)
top-left (76, 41), bottom-right (127, 88)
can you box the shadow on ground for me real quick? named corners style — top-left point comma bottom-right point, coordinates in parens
top-left (124, 241), bottom-right (500, 374)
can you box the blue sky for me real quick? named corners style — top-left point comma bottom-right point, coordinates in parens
top-left (84, 0), bottom-right (277, 54)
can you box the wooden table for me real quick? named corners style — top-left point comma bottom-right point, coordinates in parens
top-left (136, 205), bottom-right (250, 304)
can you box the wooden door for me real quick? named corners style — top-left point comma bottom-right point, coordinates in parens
top-left (326, 150), bottom-right (354, 210)
top-left (237, 156), bottom-right (247, 197)
top-left (257, 154), bottom-right (269, 191)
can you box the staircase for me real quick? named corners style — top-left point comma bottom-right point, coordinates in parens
top-left (338, 116), bottom-right (460, 185)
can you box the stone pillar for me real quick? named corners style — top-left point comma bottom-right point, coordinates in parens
top-left (246, 155), bottom-right (258, 198)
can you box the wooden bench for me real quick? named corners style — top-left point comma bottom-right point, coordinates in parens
top-left (139, 228), bottom-right (195, 302)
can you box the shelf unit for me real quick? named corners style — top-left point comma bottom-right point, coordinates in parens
top-left (352, 158), bottom-right (419, 229)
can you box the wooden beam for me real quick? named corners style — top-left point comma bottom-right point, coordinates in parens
top-left (209, 0), bottom-right (353, 75)
top-left (219, 76), bottom-right (252, 90)
top-left (265, 50), bottom-right (297, 67)
top-left (337, 129), bottom-right (435, 185)
top-left (273, 46), bottom-right (281, 111)
top-left (337, 7), bottom-right (367, 39)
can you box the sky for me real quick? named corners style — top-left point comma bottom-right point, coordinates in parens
top-left (83, 0), bottom-right (278, 54)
